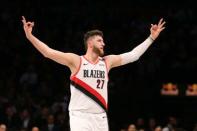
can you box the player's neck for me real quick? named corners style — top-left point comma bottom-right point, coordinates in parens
top-left (84, 51), bottom-right (99, 64)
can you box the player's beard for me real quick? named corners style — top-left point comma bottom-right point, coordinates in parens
top-left (93, 46), bottom-right (104, 56)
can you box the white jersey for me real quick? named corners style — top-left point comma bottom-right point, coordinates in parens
top-left (69, 56), bottom-right (109, 113)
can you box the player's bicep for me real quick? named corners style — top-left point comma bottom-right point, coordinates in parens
top-left (105, 55), bottom-right (122, 70)
top-left (46, 48), bottom-right (80, 68)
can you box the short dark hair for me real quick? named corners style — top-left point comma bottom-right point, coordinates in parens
top-left (83, 29), bottom-right (103, 50)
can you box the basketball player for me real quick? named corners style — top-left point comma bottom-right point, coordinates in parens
top-left (22, 16), bottom-right (165, 131)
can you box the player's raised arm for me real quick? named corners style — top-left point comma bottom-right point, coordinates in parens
top-left (105, 18), bottom-right (166, 70)
top-left (21, 16), bottom-right (80, 73)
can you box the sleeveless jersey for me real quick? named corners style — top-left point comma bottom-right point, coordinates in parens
top-left (69, 56), bottom-right (109, 113)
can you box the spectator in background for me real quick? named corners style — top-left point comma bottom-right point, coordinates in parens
top-left (3, 105), bottom-right (20, 130)
top-left (32, 126), bottom-right (39, 131)
top-left (136, 117), bottom-right (145, 131)
top-left (162, 116), bottom-right (186, 131)
top-left (127, 124), bottom-right (137, 131)
top-left (19, 108), bottom-right (33, 130)
top-left (155, 126), bottom-right (162, 131)
top-left (0, 124), bottom-right (6, 131)
top-left (42, 114), bottom-right (60, 131)
top-left (147, 117), bottom-right (158, 131)
top-left (34, 106), bottom-right (50, 128)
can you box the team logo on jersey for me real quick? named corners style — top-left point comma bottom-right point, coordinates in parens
top-left (83, 69), bottom-right (105, 78)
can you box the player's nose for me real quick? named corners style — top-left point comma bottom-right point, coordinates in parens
top-left (102, 42), bottom-right (105, 46)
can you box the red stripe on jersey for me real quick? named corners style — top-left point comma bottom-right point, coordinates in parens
top-left (71, 76), bottom-right (107, 110)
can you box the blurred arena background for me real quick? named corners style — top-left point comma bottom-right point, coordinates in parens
top-left (0, 0), bottom-right (196, 130)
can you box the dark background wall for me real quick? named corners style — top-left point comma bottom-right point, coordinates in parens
top-left (0, 0), bottom-right (197, 130)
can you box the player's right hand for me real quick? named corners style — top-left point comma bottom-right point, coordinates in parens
top-left (21, 16), bottom-right (34, 36)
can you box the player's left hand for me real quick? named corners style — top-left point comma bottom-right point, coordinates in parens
top-left (150, 18), bottom-right (166, 40)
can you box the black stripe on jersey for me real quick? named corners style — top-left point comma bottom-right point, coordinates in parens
top-left (70, 81), bottom-right (107, 112)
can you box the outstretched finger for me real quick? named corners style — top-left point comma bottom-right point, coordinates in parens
top-left (158, 18), bottom-right (163, 25)
top-left (21, 16), bottom-right (26, 24)
top-left (160, 21), bottom-right (166, 28)
top-left (160, 27), bottom-right (165, 31)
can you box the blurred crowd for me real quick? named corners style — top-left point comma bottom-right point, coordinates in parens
top-left (0, 0), bottom-right (197, 131)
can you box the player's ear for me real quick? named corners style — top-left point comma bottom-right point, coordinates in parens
top-left (87, 39), bottom-right (93, 48)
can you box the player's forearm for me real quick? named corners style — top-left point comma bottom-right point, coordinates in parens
top-left (120, 36), bottom-right (154, 65)
top-left (26, 33), bottom-right (51, 57)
